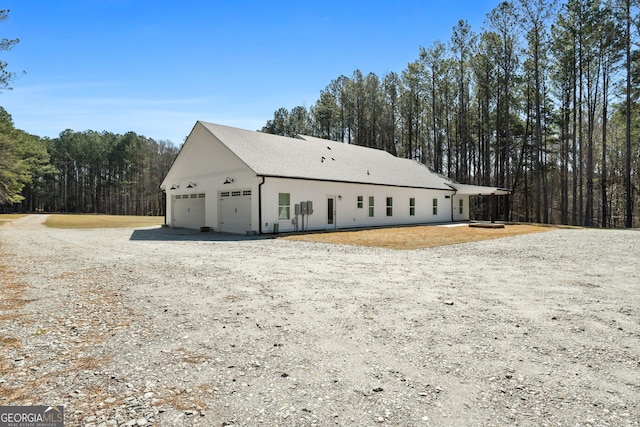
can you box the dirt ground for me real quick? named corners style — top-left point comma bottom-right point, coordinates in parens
top-left (283, 223), bottom-right (549, 249)
top-left (0, 215), bottom-right (639, 426)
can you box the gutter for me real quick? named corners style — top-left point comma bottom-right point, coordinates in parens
top-left (257, 174), bottom-right (449, 192)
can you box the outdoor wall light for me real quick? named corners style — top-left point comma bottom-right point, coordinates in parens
top-left (223, 177), bottom-right (234, 184)
top-left (338, 195), bottom-right (342, 200)
top-left (170, 184), bottom-right (179, 190)
top-left (186, 182), bottom-right (196, 188)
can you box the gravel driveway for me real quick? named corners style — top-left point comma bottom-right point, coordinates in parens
top-left (1, 215), bottom-right (639, 426)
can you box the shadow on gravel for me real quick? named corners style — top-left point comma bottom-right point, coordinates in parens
top-left (129, 227), bottom-right (270, 242)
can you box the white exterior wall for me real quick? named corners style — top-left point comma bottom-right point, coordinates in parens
top-left (259, 177), bottom-right (455, 233)
top-left (166, 173), bottom-right (458, 233)
top-left (165, 171), bottom-right (259, 230)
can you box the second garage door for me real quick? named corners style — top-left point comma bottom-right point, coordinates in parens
top-left (219, 190), bottom-right (252, 233)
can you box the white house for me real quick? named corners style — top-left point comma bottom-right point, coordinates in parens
top-left (160, 122), bottom-right (510, 234)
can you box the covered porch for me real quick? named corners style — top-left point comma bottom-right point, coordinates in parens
top-left (448, 184), bottom-right (512, 223)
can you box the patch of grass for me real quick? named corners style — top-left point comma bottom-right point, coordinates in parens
top-left (71, 356), bottom-right (111, 371)
top-left (0, 282), bottom-right (29, 310)
top-left (0, 214), bottom-right (25, 226)
top-left (45, 214), bottom-right (164, 229)
top-left (0, 248), bottom-right (29, 316)
top-left (0, 243), bottom-right (27, 399)
top-left (282, 223), bottom-right (551, 250)
top-left (0, 336), bottom-right (20, 348)
top-left (156, 385), bottom-right (211, 412)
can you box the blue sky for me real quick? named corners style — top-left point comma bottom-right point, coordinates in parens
top-left (1, 0), bottom-right (501, 144)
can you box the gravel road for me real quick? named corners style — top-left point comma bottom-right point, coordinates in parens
top-left (1, 215), bottom-right (639, 427)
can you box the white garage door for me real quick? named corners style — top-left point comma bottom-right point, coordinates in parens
top-left (172, 193), bottom-right (206, 229)
top-left (219, 190), bottom-right (252, 234)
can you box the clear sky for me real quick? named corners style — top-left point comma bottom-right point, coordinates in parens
top-left (1, 0), bottom-right (501, 145)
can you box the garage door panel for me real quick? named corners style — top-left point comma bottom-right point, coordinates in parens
top-left (172, 194), bottom-right (205, 229)
top-left (219, 190), bottom-right (251, 234)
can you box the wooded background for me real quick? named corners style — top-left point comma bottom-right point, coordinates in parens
top-left (1, 0), bottom-right (639, 227)
top-left (263, 0), bottom-right (640, 228)
top-left (0, 107), bottom-right (179, 216)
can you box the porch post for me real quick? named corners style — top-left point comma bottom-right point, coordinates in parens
top-left (491, 193), bottom-right (497, 223)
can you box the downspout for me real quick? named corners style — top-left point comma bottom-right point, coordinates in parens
top-left (258, 176), bottom-right (266, 234)
top-left (162, 190), bottom-right (167, 226)
top-left (451, 190), bottom-right (456, 222)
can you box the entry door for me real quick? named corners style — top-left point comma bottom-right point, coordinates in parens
top-left (327, 196), bottom-right (336, 229)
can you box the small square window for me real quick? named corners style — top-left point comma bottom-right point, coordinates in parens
top-left (357, 195), bottom-right (363, 209)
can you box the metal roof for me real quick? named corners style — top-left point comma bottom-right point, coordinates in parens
top-left (446, 183), bottom-right (511, 195)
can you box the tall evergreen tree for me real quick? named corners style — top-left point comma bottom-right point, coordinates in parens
top-left (0, 10), bottom-right (22, 92)
top-left (622, 0), bottom-right (635, 227)
top-left (419, 41), bottom-right (448, 173)
top-left (451, 20), bottom-right (476, 182)
top-left (487, 1), bottom-right (520, 192)
top-left (0, 10), bottom-right (26, 205)
top-left (519, 0), bottom-right (556, 223)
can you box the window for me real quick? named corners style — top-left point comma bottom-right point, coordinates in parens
top-left (357, 195), bottom-right (364, 209)
top-left (409, 198), bottom-right (415, 216)
top-left (432, 198), bottom-right (438, 215)
top-left (459, 199), bottom-right (464, 214)
top-left (368, 196), bottom-right (375, 217)
top-left (386, 197), bottom-right (393, 216)
top-left (278, 193), bottom-right (290, 220)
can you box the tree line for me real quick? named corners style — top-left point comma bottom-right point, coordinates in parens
top-left (0, 9), bottom-right (180, 216)
top-left (0, 107), bottom-right (179, 215)
top-left (262, 0), bottom-right (640, 228)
